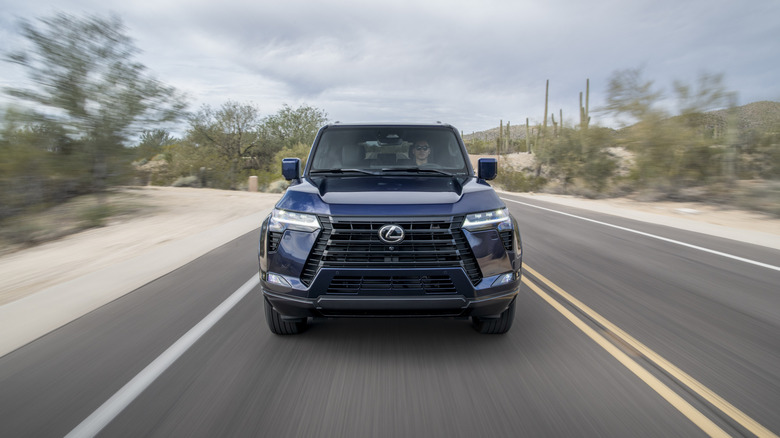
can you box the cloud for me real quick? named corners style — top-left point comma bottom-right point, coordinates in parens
top-left (2, 0), bottom-right (778, 132)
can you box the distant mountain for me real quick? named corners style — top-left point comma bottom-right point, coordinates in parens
top-left (463, 123), bottom-right (536, 142)
top-left (463, 101), bottom-right (780, 142)
top-left (689, 101), bottom-right (780, 133)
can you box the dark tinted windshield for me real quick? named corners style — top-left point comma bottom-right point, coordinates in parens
top-left (309, 126), bottom-right (469, 175)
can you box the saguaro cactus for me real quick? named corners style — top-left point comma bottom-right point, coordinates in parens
top-left (579, 79), bottom-right (591, 154)
top-left (498, 119), bottom-right (503, 155)
top-left (543, 80), bottom-right (549, 135)
top-left (506, 120), bottom-right (510, 152)
top-left (580, 78), bottom-right (590, 130)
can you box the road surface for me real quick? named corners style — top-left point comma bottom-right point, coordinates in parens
top-left (1, 194), bottom-right (778, 437)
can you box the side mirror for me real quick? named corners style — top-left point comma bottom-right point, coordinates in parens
top-left (281, 158), bottom-right (301, 181)
top-left (477, 158), bottom-right (497, 181)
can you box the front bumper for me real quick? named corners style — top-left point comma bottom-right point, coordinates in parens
top-left (261, 267), bottom-right (521, 319)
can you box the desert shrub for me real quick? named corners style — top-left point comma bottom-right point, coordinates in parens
top-left (581, 153), bottom-right (618, 192)
top-left (171, 176), bottom-right (199, 187)
top-left (464, 138), bottom-right (495, 155)
top-left (534, 128), bottom-right (618, 193)
top-left (78, 203), bottom-right (113, 228)
top-left (266, 179), bottom-right (290, 193)
top-left (494, 166), bottom-right (547, 192)
top-left (0, 217), bottom-right (44, 246)
top-left (730, 182), bottom-right (780, 216)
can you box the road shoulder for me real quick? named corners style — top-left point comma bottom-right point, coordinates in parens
top-left (0, 187), bottom-right (280, 357)
top-left (501, 191), bottom-right (780, 251)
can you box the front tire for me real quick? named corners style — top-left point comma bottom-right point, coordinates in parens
top-left (472, 297), bottom-right (515, 334)
top-left (264, 298), bottom-right (308, 335)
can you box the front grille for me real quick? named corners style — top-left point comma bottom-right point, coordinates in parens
top-left (300, 216), bottom-right (481, 286)
top-left (327, 275), bottom-right (457, 294)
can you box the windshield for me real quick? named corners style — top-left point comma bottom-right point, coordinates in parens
top-left (308, 127), bottom-right (469, 175)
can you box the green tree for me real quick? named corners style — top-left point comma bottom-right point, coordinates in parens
top-left (0, 107), bottom-right (91, 220)
top-left (603, 67), bottom-right (665, 126)
top-left (604, 68), bottom-right (679, 186)
top-left (164, 140), bottom-right (230, 188)
top-left (674, 72), bottom-right (729, 120)
top-left (187, 101), bottom-right (263, 188)
top-left (605, 67), bottom-right (736, 191)
top-left (4, 12), bottom-right (188, 193)
top-left (134, 129), bottom-right (177, 161)
top-left (1, 116), bottom-right (54, 218)
top-left (189, 101), bottom-right (262, 162)
top-left (261, 104), bottom-right (327, 150)
top-left (182, 101), bottom-right (327, 189)
top-left (752, 121), bottom-right (780, 179)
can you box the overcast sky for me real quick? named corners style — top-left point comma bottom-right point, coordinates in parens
top-left (1, 0), bottom-right (778, 134)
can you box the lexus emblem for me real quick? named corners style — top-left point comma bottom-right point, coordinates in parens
top-left (378, 224), bottom-right (405, 244)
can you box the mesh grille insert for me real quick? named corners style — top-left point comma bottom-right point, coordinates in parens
top-left (327, 275), bottom-right (457, 294)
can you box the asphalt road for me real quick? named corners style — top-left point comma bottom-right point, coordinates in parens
top-left (1, 195), bottom-right (778, 437)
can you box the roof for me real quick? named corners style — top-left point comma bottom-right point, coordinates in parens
top-left (325, 121), bottom-right (456, 129)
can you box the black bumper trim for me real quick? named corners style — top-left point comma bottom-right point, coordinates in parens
top-left (262, 288), bottom-right (518, 318)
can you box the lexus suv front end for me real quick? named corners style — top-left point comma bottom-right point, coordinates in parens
top-left (258, 123), bottom-right (522, 334)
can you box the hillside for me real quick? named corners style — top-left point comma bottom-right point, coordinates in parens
top-left (688, 101), bottom-right (780, 133)
top-left (463, 101), bottom-right (780, 141)
top-left (463, 123), bottom-right (539, 142)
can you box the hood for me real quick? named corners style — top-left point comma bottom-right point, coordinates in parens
top-left (311, 175), bottom-right (465, 204)
top-left (277, 175), bottom-right (503, 216)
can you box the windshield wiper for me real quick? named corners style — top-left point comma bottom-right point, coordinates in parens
top-left (383, 167), bottom-right (458, 177)
top-left (310, 168), bottom-right (380, 176)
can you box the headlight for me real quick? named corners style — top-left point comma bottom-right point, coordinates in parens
top-left (268, 209), bottom-right (321, 233)
top-left (462, 208), bottom-right (512, 231)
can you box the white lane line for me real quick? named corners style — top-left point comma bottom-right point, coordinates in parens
top-left (66, 275), bottom-right (259, 438)
top-left (503, 197), bottom-right (780, 273)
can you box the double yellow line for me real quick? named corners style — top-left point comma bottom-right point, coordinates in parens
top-left (522, 265), bottom-right (777, 438)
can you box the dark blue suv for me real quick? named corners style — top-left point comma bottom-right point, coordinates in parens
top-left (258, 123), bottom-right (522, 334)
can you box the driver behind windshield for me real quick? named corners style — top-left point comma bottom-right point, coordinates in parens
top-left (411, 140), bottom-right (431, 165)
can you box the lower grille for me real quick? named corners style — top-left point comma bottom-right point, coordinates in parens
top-left (300, 215), bottom-right (482, 286)
top-left (327, 275), bottom-right (457, 295)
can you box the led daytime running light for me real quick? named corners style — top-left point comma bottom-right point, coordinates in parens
top-left (463, 208), bottom-right (510, 230)
top-left (269, 209), bottom-right (320, 232)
